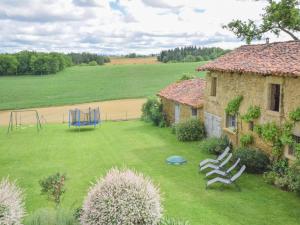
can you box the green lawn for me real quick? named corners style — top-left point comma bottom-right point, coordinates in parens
top-left (0, 62), bottom-right (205, 110)
top-left (0, 121), bottom-right (300, 225)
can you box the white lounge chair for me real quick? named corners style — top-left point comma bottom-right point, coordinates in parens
top-left (199, 146), bottom-right (230, 167)
top-left (200, 153), bottom-right (232, 172)
top-left (206, 165), bottom-right (246, 191)
top-left (205, 158), bottom-right (241, 178)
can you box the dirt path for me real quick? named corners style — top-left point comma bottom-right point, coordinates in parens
top-left (0, 98), bottom-right (146, 126)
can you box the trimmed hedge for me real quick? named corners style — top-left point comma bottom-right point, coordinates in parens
top-left (175, 119), bottom-right (205, 142)
top-left (233, 147), bottom-right (270, 173)
top-left (199, 136), bottom-right (231, 155)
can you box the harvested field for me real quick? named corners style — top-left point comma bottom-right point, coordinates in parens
top-left (109, 57), bottom-right (159, 65)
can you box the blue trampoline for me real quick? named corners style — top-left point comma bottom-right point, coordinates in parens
top-left (166, 155), bottom-right (187, 165)
top-left (69, 107), bottom-right (100, 128)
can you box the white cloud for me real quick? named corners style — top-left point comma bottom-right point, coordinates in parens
top-left (0, 0), bottom-right (297, 54)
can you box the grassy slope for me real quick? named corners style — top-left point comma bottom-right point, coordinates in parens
top-left (0, 62), bottom-right (204, 110)
top-left (0, 121), bottom-right (300, 225)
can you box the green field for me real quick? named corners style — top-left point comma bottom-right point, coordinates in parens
top-left (1, 121), bottom-right (300, 225)
top-left (0, 62), bottom-right (204, 110)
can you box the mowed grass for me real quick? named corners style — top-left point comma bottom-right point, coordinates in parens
top-left (0, 62), bottom-right (204, 110)
top-left (0, 121), bottom-right (300, 225)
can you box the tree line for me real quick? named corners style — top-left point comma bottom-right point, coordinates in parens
top-left (67, 53), bottom-right (110, 65)
top-left (0, 51), bottom-right (73, 76)
top-left (157, 46), bottom-right (230, 63)
top-left (0, 51), bottom-right (110, 76)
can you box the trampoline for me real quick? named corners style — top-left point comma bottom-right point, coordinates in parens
top-left (166, 155), bottom-right (187, 165)
top-left (69, 107), bottom-right (100, 128)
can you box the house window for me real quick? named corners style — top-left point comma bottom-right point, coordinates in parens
top-left (269, 84), bottom-right (281, 112)
top-left (288, 135), bottom-right (300, 156)
top-left (249, 121), bottom-right (254, 131)
top-left (226, 114), bottom-right (236, 130)
top-left (211, 77), bottom-right (217, 96)
top-left (191, 108), bottom-right (197, 117)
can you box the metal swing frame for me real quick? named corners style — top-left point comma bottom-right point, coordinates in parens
top-left (7, 110), bottom-right (42, 134)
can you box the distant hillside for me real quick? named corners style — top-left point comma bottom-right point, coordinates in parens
top-left (157, 46), bottom-right (230, 63)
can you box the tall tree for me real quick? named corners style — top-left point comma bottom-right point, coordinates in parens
top-left (224, 0), bottom-right (300, 44)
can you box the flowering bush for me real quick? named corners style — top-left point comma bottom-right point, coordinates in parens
top-left (0, 178), bottom-right (25, 225)
top-left (81, 168), bottom-right (162, 225)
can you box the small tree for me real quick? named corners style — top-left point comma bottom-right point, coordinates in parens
top-left (141, 97), bottom-right (166, 127)
top-left (39, 173), bottom-right (66, 206)
top-left (224, 0), bottom-right (300, 43)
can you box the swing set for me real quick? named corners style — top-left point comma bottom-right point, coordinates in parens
top-left (7, 110), bottom-right (42, 134)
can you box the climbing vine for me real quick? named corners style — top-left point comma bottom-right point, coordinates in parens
top-left (225, 96), bottom-right (243, 116)
top-left (287, 107), bottom-right (300, 158)
top-left (240, 134), bottom-right (254, 147)
top-left (254, 107), bottom-right (300, 158)
top-left (289, 107), bottom-right (300, 122)
top-left (254, 122), bottom-right (283, 157)
top-left (241, 106), bottom-right (261, 122)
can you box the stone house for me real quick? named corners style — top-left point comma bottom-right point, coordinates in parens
top-left (158, 78), bottom-right (206, 125)
top-left (197, 41), bottom-right (300, 160)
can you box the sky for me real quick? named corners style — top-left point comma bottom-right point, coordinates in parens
top-left (0, 0), bottom-right (296, 55)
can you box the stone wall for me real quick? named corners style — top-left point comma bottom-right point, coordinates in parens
top-left (204, 71), bottom-right (300, 157)
top-left (160, 97), bottom-right (203, 125)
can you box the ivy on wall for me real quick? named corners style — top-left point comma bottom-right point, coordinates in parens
top-left (254, 107), bottom-right (300, 159)
top-left (225, 96), bottom-right (243, 116)
top-left (225, 96), bottom-right (243, 145)
top-left (241, 106), bottom-right (261, 122)
top-left (289, 107), bottom-right (300, 122)
top-left (240, 134), bottom-right (254, 147)
top-left (224, 98), bottom-right (300, 159)
top-left (254, 123), bottom-right (283, 157)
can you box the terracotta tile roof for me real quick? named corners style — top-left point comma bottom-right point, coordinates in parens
top-left (197, 41), bottom-right (300, 77)
top-left (158, 78), bottom-right (206, 108)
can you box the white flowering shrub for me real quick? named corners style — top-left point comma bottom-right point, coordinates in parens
top-left (81, 168), bottom-right (162, 225)
top-left (0, 178), bottom-right (25, 225)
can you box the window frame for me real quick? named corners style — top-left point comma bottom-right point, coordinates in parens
top-left (288, 134), bottom-right (300, 157)
top-left (268, 83), bottom-right (281, 112)
top-left (191, 108), bottom-right (198, 117)
top-left (226, 114), bottom-right (237, 130)
top-left (210, 77), bottom-right (217, 97)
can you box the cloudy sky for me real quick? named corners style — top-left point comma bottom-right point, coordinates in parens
top-left (0, 0), bottom-right (295, 54)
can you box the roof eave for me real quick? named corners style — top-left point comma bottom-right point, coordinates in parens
top-left (196, 67), bottom-right (300, 78)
